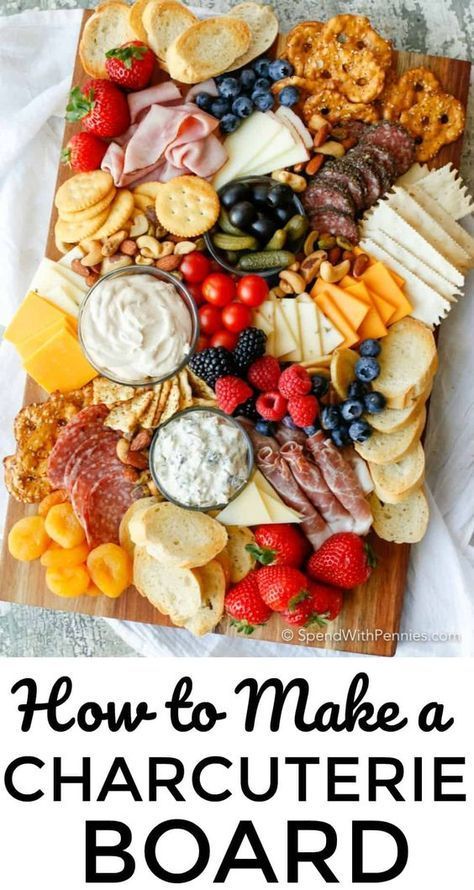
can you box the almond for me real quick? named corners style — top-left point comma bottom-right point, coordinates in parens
top-left (130, 429), bottom-right (152, 452)
top-left (353, 253), bottom-right (370, 278)
top-left (155, 254), bottom-right (181, 272)
top-left (126, 451), bottom-right (149, 469)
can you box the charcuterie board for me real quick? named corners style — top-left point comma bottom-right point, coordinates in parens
top-left (0, 7), bottom-right (471, 655)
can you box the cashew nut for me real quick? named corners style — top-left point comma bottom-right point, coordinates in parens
top-left (158, 241), bottom-right (175, 258)
top-left (101, 255), bottom-right (133, 274)
top-left (319, 259), bottom-right (351, 283)
top-left (136, 235), bottom-right (161, 259)
top-left (80, 242), bottom-right (103, 267)
top-left (101, 230), bottom-right (128, 257)
top-left (279, 270), bottom-right (306, 294)
top-left (279, 280), bottom-right (295, 295)
top-left (314, 140), bottom-right (346, 158)
top-left (300, 250), bottom-right (328, 284)
top-left (271, 169), bottom-right (307, 192)
top-left (173, 241), bottom-right (197, 256)
top-left (129, 214), bottom-right (149, 238)
top-left (135, 254), bottom-right (155, 266)
top-left (269, 286), bottom-right (285, 299)
top-left (304, 230), bottom-right (320, 256)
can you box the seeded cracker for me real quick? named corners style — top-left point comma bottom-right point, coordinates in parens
top-left (106, 391), bottom-right (155, 434)
top-left (159, 378), bottom-right (181, 424)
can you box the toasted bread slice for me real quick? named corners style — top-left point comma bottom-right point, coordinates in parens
top-left (134, 546), bottom-right (202, 624)
top-left (119, 497), bottom-right (158, 555)
top-left (80, 3), bottom-right (136, 78)
top-left (129, 0), bottom-right (154, 43)
top-left (369, 441), bottom-right (425, 504)
top-left (183, 560), bottom-right (226, 636)
top-left (370, 488), bottom-right (429, 543)
top-left (140, 502), bottom-right (228, 568)
top-left (142, 0), bottom-right (197, 62)
top-left (167, 16), bottom-right (252, 83)
top-left (375, 318), bottom-right (437, 408)
top-left (354, 407), bottom-right (426, 465)
top-left (226, 3), bottom-right (279, 71)
top-left (225, 526), bottom-right (256, 583)
top-left (368, 380), bottom-right (432, 433)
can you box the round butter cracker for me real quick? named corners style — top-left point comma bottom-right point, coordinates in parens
top-left (91, 189), bottom-right (135, 240)
top-left (155, 176), bottom-right (220, 237)
top-left (59, 187), bottom-right (117, 223)
top-left (55, 207), bottom-right (110, 243)
top-left (55, 170), bottom-right (114, 214)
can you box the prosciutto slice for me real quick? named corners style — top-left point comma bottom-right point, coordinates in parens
top-left (256, 446), bottom-right (330, 550)
top-left (306, 431), bottom-right (373, 535)
top-left (280, 441), bottom-right (353, 533)
top-left (275, 424), bottom-right (307, 447)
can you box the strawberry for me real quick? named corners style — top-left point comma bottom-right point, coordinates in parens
top-left (225, 571), bottom-right (272, 634)
top-left (249, 524), bottom-right (309, 568)
top-left (66, 79), bottom-right (130, 138)
top-left (256, 391), bottom-right (287, 421)
top-left (287, 394), bottom-right (319, 427)
top-left (257, 565), bottom-right (309, 612)
top-left (278, 364), bottom-right (312, 399)
top-left (282, 595), bottom-right (318, 627)
top-left (247, 355), bottom-right (281, 392)
top-left (105, 41), bottom-right (155, 91)
top-left (61, 132), bottom-right (107, 173)
top-left (282, 581), bottom-right (344, 626)
top-left (307, 532), bottom-right (376, 589)
top-left (215, 375), bottom-right (253, 414)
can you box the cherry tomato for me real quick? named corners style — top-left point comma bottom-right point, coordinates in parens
top-left (198, 304), bottom-right (223, 335)
top-left (221, 302), bottom-right (252, 333)
top-left (202, 272), bottom-right (236, 307)
top-left (196, 335), bottom-right (210, 352)
top-left (210, 329), bottom-right (239, 350)
top-left (187, 282), bottom-right (205, 306)
top-left (236, 274), bottom-right (269, 307)
top-left (180, 252), bottom-right (212, 284)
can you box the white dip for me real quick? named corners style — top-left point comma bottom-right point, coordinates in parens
top-left (80, 273), bottom-right (192, 382)
top-left (152, 410), bottom-right (250, 507)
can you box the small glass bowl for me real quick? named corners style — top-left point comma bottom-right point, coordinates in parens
top-left (204, 175), bottom-right (307, 279)
top-left (149, 406), bottom-right (255, 512)
top-left (78, 265), bottom-right (200, 387)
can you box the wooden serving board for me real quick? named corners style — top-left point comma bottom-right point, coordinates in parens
top-left (0, 11), bottom-right (471, 655)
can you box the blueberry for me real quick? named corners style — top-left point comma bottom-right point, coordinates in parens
top-left (321, 405), bottom-right (341, 431)
top-left (340, 399), bottom-right (364, 422)
top-left (240, 68), bottom-right (257, 92)
top-left (347, 380), bottom-right (370, 400)
top-left (254, 77), bottom-right (271, 92)
top-left (194, 92), bottom-right (214, 112)
top-left (311, 374), bottom-right (329, 397)
top-left (363, 391), bottom-right (387, 414)
top-left (348, 419), bottom-right (372, 443)
top-left (232, 95), bottom-right (254, 118)
top-left (303, 423), bottom-right (320, 436)
top-left (252, 57), bottom-right (271, 77)
top-left (279, 86), bottom-right (300, 107)
top-left (218, 76), bottom-right (241, 100)
top-left (331, 426), bottom-right (351, 447)
top-left (359, 338), bottom-right (381, 358)
top-left (220, 113), bottom-right (240, 134)
top-left (251, 90), bottom-right (274, 112)
top-left (282, 414), bottom-right (299, 430)
top-left (268, 58), bottom-right (295, 81)
top-left (255, 420), bottom-right (276, 437)
top-left (355, 356), bottom-right (380, 383)
top-left (211, 98), bottom-right (231, 119)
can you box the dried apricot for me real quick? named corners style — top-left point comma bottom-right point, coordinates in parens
top-left (8, 515), bottom-right (50, 561)
top-left (40, 542), bottom-right (90, 569)
top-left (45, 565), bottom-right (90, 598)
top-left (87, 543), bottom-right (133, 598)
top-left (38, 489), bottom-right (68, 517)
top-left (84, 582), bottom-right (103, 597)
top-left (44, 502), bottom-right (86, 548)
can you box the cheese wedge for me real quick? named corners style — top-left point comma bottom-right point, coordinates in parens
top-left (316, 307), bottom-right (344, 353)
top-left (354, 246), bottom-right (406, 289)
top-left (273, 301), bottom-right (298, 357)
top-left (4, 291), bottom-right (72, 345)
top-left (244, 125), bottom-right (298, 176)
top-left (216, 481), bottom-right (272, 525)
top-left (344, 283), bottom-right (387, 340)
top-left (23, 327), bottom-right (97, 393)
top-left (359, 261), bottom-right (413, 324)
top-left (30, 257), bottom-right (87, 305)
top-left (296, 299), bottom-right (323, 360)
top-left (279, 298), bottom-right (301, 361)
top-left (253, 471), bottom-right (303, 523)
top-left (341, 274), bottom-right (396, 324)
top-left (213, 112), bottom-right (282, 189)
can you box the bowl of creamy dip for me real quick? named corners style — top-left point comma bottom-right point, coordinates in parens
top-left (149, 407), bottom-right (254, 510)
top-left (79, 266), bottom-right (199, 386)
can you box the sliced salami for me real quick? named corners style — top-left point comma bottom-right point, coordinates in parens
top-left (317, 161), bottom-right (367, 211)
top-left (303, 180), bottom-right (355, 217)
top-left (349, 147), bottom-right (391, 191)
top-left (333, 119), bottom-right (372, 142)
top-left (48, 405), bottom-right (108, 488)
top-left (82, 471), bottom-right (141, 548)
top-left (343, 155), bottom-right (383, 206)
top-left (361, 121), bottom-right (415, 176)
top-left (65, 429), bottom-right (120, 491)
top-left (70, 436), bottom-right (124, 526)
top-left (351, 144), bottom-right (397, 187)
top-left (307, 206), bottom-right (360, 245)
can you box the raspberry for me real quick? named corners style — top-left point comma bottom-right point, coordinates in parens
top-left (256, 391), bottom-right (288, 421)
top-left (247, 355), bottom-right (281, 391)
top-left (215, 376), bottom-right (253, 414)
top-left (279, 364), bottom-right (312, 399)
top-left (288, 394), bottom-right (319, 427)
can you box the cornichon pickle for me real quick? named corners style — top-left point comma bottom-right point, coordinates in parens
top-left (284, 214), bottom-right (309, 242)
top-left (218, 208), bottom-right (246, 236)
top-left (318, 233), bottom-right (337, 250)
top-left (212, 232), bottom-right (258, 251)
top-left (265, 229), bottom-right (287, 250)
top-left (237, 250), bottom-right (296, 271)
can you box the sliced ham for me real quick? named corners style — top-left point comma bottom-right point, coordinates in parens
top-left (128, 81), bottom-right (182, 122)
top-left (306, 431), bottom-right (373, 536)
top-left (185, 79), bottom-right (219, 103)
top-left (280, 441), bottom-right (354, 534)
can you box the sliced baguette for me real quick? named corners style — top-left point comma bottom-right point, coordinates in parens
top-left (368, 380), bottom-right (432, 433)
top-left (129, 0), bottom-right (155, 44)
top-left (226, 3), bottom-right (279, 71)
top-left (354, 407), bottom-right (426, 465)
top-left (119, 496), bottom-right (158, 555)
top-left (140, 502), bottom-right (228, 568)
top-left (134, 546), bottom-right (202, 624)
top-left (225, 526), bottom-right (256, 583)
top-left (167, 16), bottom-right (252, 83)
top-left (370, 488), bottom-right (429, 543)
top-left (369, 441), bottom-right (425, 504)
top-left (385, 355), bottom-right (437, 409)
top-left (183, 560), bottom-right (226, 636)
top-left (375, 317), bottom-right (437, 408)
top-left (142, 0), bottom-right (197, 62)
top-left (80, 3), bottom-right (136, 78)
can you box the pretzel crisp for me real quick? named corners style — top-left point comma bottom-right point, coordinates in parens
top-left (322, 14), bottom-right (393, 70)
top-left (302, 90), bottom-right (381, 127)
top-left (400, 91), bottom-right (466, 161)
top-left (381, 67), bottom-right (442, 121)
top-left (284, 21), bottom-right (325, 76)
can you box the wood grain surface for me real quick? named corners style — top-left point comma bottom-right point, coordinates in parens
top-left (0, 11), bottom-right (470, 655)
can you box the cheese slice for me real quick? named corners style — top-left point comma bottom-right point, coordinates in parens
top-left (244, 125), bottom-right (298, 176)
top-left (253, 471), bottom-right (303, 523)
top-left (354, 246), bottom-right (406, 289)
top-left (212, 112), bottom-right (282, 189)
top-left (23, 327), bottom-right (97, 393)
top-left (253, 306), bottom-right (273, 335)
top-left (216, 481), bottom-right (272, 526)
top-left (247, 138), bottom-right (309, 176)
top-left (273, 302), bottom-right (298, 357)
top-left (279, 299), bottom-right (301, 361)
top-left (296, 299), bottom-right (323, 360)
top-left (30, 257), bottom-right (87, 304)
top-left (359, 261), bottom-right (413, 323)
top-left (311, 280), bottom-right (369, 331)
top-left (58, 246), bottom-right (85, 267)
top-left (313, 291), bottom-right (358, 348)
top-left (317, 307), bottom-right (344, 353)
top-left (344, 283), bottom-right (387, 340)
top-left (15, 318), bottom-right (74, 361)
top-left (255, 300), bottom-right (275, 355)
top-left (4, 291), bottom-right (71, 345)
top-left (42, 287), bottom-right (80, 319)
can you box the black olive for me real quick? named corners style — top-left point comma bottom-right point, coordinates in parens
top-left (220, 182), bottom-right (251, 209)
top-left (274, 204), bottom-right (294, 225)
top-left (248, 214), bottom-right (277, 242)
top-left (267, 184), bottom-right (294, 208)
top-left (251, 183), bottom-right (271, 205)
top-left (228, 201), bottom-right (257, 229)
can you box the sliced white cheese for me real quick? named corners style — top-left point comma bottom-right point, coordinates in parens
top-left (275, 106), bottom-right (313, 149)
top-left (295, 299), bottom-right (323, 360)
top-left (255, 300), bottom-right (275, 355)
top-left (279, 299), bottom-right (301, 362)
top-left (212, 112), bottom-right (282, 190)
top-left (244, 126), bottom-right (299, 176)
top-left (30, 258), bottom-right (87, 306)
top-left (253, 307), bottom-right (273, 335)
top-left (253, 468), bottom-right (277, 498)
top-left (41, 286), bottom-right (80, 319)
top-left (247, 138), bottom-right (309, 176)
top-left (273, 302), bottom-right (298, 357)
top-left (259, 491), bottom-right (303, 523)
top-left (57, 245), bottom-right (85, 268)
top-left (216, 481), bottom-right (271, 525)
top-left (317, 307), bottom-right (344, 354)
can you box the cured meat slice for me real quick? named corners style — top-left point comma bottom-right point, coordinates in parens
top-left (307, 207), bottom-right (360, 244)
top-left (280, 441), bottom-right (354, 533)
top-left (81, 471), bottom-right (140, 548)
top-left (275, 425), bottom-right (307, 447)
top-left (317, 161), bottom-right (367, 211)
top-left (354, 143), bottom-right (398, 184)
top-left (344, 154), bottom-right (383, 205)
top-left (334, 120), bottom-right (372, 141)
top-left (303, 180), bottom-right (355, 217)
top-left (306, 431), bottom-right (373, 536)
top-left (48, 405), bottom-right (108, 488)
top-left (350, 147), bottom-right (391, 191)
top-left (65, 429), bottom-right (119, 491)
top-left (70, 436), bottom-right (124, 526)
top-left (240, 420), bottom-right (279, 453)
top-left (361, 121), bottom-right (415, 176)
top-left (256, 445), bottom-right (329, 550)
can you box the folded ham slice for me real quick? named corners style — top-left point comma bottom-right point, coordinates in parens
top-left (306, 431), bottom-right (373, 536)
top-left (280, 441), bottom-right (354, 533)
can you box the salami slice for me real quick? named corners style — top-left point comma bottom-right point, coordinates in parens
top-left (70, 435), bottom-right (124, 526)
top-left (65, 429), bottom-right (119, 491)
top-left (82, 471), bottom-right (141, 548)
top-left (317, 161), bottom-right (367, 211)
top-left (333, 119), bottom-right (372, 142)
top-left (361, 121), bottom-right (415, 176)
top-left (350, 147), bottom-right (391, 192)
top-left (343, 155), bottom-right (383, 206)
top-left (48, 405), bottom-right (108, 488)
top-left (307, 207), bottom-right (359, 244)
top-left (303, 180), bottom-right (355, 217)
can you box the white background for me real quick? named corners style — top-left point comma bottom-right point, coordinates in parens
top-left (0, 657), bottom-right (472, 887)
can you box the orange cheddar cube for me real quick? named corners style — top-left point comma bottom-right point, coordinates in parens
top-left (23, 327), bottom-right (97, 394)
top-left (4, 291), bottom-right (71, 346)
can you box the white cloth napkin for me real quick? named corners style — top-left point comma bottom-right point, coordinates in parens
top-left (0, 9), bottom-right (473, 657)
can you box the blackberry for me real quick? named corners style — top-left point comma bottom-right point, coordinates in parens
top-left (189, 347), bottom-right (235, 389)
top-left (233, 327), bottom-right (266, 373)
top-left (234, 395), bottom-right (259, 421)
